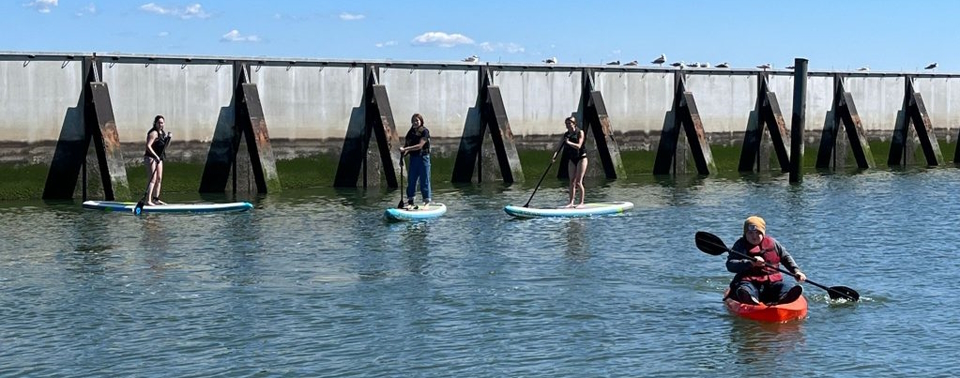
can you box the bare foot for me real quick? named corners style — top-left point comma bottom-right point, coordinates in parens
top-left (155, 200), bottom-right (168, 205)
top-left (563, 203), bottom-right (576, 208)
top-left (575, 203), bottom-right (585, 208)
top-left (144, 201), bottom-right (156, 206)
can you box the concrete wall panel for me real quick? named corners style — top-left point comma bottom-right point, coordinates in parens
top-left (594, 71), bottom-right (673, 134)
top-left (254, 66), bottom-right (364, 140)
top-left (495, 70), bottom-right (582, 136)
top-left (103, 63), bottom-right (233, 143)
top-left (380, 67), bottom-right (477, 138)
top-left (0, 60), bottom-right (83, 142)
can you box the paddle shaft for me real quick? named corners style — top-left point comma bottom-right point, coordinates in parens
top-left (397, 153), bottom-right (405, 208)
top-left (725, 247), bottom-right (853, 300)
top-left (523, 138), bottom-right (566, 207)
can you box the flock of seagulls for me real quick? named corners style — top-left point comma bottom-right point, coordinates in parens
top-left (459, 54), bottom-right (943, 72)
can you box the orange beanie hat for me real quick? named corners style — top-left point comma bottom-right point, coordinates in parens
top-left (743, 216), bottom-right (766, 235)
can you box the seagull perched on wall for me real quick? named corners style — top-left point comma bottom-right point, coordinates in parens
top-left (462, 55), bottom-right (479, 63)
top-left (757, 63), bottom-right (772, 70)
top-left (701, 62), bottom-right (711, 68)
top-left (715, 62), bottom-right (729, 68)
top-left (624, 60), bottom-right (638, 66)
top-left (858, 66), bottom-right (870, 71)
top-left (543, 57), bottom-right (557, 64)
top-left (670, 61), bottom-right (684, 68)
top-left (785, 65), bottom-right (795, 70)
top-left (686, 62), bottom-right (701, 68)
top-left (652, 54), bottom-right (666, 66)
top-left (925, 62), bottom-right (938, 70)
top-left (606, 60), bottom-right (620, 65)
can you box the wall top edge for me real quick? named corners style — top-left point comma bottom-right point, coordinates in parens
top-left (2, 51), bottom-right (959, 78)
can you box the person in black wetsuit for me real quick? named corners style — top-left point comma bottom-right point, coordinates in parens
top-left (142, 115), bottom-right (171, 206)
top-left (551, 116), bottom-right (588, 208)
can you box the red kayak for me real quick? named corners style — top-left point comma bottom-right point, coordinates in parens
top-left (723, 290), bottom-right (808, 323)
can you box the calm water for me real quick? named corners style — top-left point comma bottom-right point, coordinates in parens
top-left (2, 169), bottom-right (959, 377)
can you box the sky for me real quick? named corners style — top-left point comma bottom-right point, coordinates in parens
top-left (4, 0), bottom-right (958, 72)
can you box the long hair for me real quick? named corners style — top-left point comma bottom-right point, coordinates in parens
top-left (411, 113), bottom-right (424, 127)
top-left (152, 115), bottom-right (165, 131)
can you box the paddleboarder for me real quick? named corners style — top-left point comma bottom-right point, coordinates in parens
top-left (141, 115), bottom-right (171, 206)
top-left (399, 113), bottom-right (431, 209)
top-left (552, 116), bottom-right (587, 208)
top-left (727, 216), bottom-right (807, 305)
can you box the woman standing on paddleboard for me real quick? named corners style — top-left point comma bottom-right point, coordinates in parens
top-left (399, 113), bottom-right (431, 209)
top-left (142, 115), bottom-right (171, 206)
top-left (554, 116), bottom-right (587, 208)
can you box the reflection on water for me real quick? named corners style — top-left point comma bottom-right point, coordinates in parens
top-left (727, 319), bottom-right (806, 366)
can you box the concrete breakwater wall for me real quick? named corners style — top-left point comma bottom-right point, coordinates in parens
top-left (3, 53), bottom-right (960, 182)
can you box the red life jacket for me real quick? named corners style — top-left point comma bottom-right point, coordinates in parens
top-left (736, 236), bottom-right (782, 283)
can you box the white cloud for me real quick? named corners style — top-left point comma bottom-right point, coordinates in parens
top-left (411, 32), bottom-right (474, 48)
top-left (158, 31), bottom-right (169, 37)
top-left (140, 2), bottom-right (210, 19)
top-left (479, 42), bottom-right (525, 54)
top-left (76, 3), bottom-right (96, 16)
top-left (375, 41), bottom-right (397, 48)
top-left (339, 12), bottom-right (364, 21)
top-left (25, 0), bottom-right (58, 13)
top-left (221, 29), bottom-right (260, 43)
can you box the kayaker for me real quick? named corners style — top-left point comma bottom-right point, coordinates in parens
top-left (727, 216), bottom-right (807, 305)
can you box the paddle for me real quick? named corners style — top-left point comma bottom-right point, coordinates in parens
top-left (397, 152), bottom-right (406, 209)
top-left (695, 231), bottom-right (860, 301)
top-left (523, 138), bottom-right (567, 207)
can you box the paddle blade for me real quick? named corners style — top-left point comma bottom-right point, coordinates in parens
top-left (134, 200), bottom-right (145, 216)
top-left (827, 286), bottom-right (860, 302)
top-left (695, 231), bottom-right (730, 255)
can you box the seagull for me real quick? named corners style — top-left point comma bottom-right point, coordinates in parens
top-left (756, 63), bottom-right (772, 70)
top-left (857, 66), bottom-right (870, 72)
top-left (606, 60), bottom-right (620, 65)
top-left (686, 62), bottom-right (701, 68)
top-left (652, 54), bottom-right (666, 66)
top-left (701, 62), bottom-right (711, 68)
top-left (543, 57), bottom-right (557, 64)
top-left (462, 55), bottom-right (479, 63)
top-left (624, 60), bottom-right (639, 66)
top-left (925, 62), bottom-right (938, 70)
top-left (785, 65), bottom-right (795, 70)
top-left (715, 62), bottom-right (729, 68)
top-left (670, 61), bottom-right (684, 68)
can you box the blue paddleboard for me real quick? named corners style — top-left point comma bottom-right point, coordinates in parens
top-left (384, 203), bottom-right (447, 221)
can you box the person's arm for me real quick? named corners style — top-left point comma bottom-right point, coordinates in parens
top-left (145, 131), bottom-right (160, 160)
top-left (725, 239), bottom-right (757, 273)
top-left (776, 241), bottom-right (807, 281)
top-left (565, 130), bottom-right (585, 149)
top-left (400, 129), bottom-right (429, 153)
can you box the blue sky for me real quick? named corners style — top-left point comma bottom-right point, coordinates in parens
top-left (4, 0), bottom-right (957, 72)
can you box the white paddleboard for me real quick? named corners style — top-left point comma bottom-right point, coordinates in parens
top-left (384, 203), bottom-right (447, 221)
top-left (82, 200), bottom-right (254, 214)
top-left (504, 201), bottom-right (633, 218)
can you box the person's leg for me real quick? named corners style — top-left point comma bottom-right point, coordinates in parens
top-left (406, 156), bottom-right (421, 207)
top-left (420, 155), bottom-right (431, 205)
top-left (574, 158), bottom-right (588, 206)
top-left (152, 161), bottom-right (166, 204)
top-left (773, 282), bottom-right (803, 304)
top-left (733, 281), bottom-right (761, 305)
top-left (144, 157), bottom-right (158, 206)
top-left (565, 161), bottom-right (576, 207)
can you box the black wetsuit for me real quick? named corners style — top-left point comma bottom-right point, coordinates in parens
top-left (562, 131), bottom-right (587, 163)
